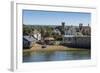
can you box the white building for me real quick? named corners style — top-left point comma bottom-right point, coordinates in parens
top-left (53, 29), bottom-right (61, 35)
top-left (33, 30), bottom-right (41, 41)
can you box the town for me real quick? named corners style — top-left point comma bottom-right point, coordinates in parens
top-left (23, 22), bottom-right (91, 51)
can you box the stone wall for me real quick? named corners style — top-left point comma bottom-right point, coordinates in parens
top-left (73, 37), bottom-right (91, 48)
top-left (63, 36), bottom-right (91, 49)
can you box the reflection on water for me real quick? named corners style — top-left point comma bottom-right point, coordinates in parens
top-left (23, 50), bottom-right (91, 62)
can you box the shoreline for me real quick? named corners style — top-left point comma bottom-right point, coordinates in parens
top-left (23, 44), bottom-right (90, 52)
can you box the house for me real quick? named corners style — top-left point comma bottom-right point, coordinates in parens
top-left (80, 26), bottom-right (91, 35)
top-left (32, 30), bottom-right (41, 41)
top-left (23, 35), bottom-right (36, 49)
top-left (63, 24), bottom-right (91, 49)
top-left (53, 29), bottom-right (61, 35)
top-left (65, 26), bottom-right (77, 35)
top-left (44, 37), bottom-right (55, 45)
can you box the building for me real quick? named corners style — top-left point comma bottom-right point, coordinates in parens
top-left (53, 29), bottom-right (61, 35)
top-left (23, 35), bottom-right (36, 49)
top-left (63, 35), bottom-right (90, 48)
top-left (44, 37), bottom-right (55, 45)
top-left (80, 26), bottom-right (91, 35)
top-left (32, 30), bottom-right (41, 41)
top-left (65, 26), bottom-right (77, 35)
top-left (63, 24), bottom-right (91, 49)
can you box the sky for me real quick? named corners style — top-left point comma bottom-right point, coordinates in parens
top-left (23, 10), bottom-right (91, 26)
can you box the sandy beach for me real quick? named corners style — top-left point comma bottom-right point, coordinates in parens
top-left (23, 44), bottom-right (89, 52)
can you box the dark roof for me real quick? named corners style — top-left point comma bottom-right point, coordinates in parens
top-left (23, 36), bottom-right (36, 42)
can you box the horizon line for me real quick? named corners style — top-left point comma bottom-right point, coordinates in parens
top-left (23, 24), bottom-right (90, 26)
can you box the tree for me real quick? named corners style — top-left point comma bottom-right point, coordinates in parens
top-left (23, 25), bottom-right (31, 35)
top-left (40, 27), bottom-right (46, 40)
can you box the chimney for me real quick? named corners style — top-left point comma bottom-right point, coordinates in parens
top-left (62, 22), bottom-right (65, 35)
top-left (62, 22), bottom-right (65, 28)
top-left (88, 24), bottom-right (89, 27)
top-left (79, 23), bottom-right (83, 30)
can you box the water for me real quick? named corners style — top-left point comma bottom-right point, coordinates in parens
top-left (23, 50), bottom-right (90, 62)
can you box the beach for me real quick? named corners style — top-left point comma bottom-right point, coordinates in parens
top-left (23, 44), bottom-right (89, 52)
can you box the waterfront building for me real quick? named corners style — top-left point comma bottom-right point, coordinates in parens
top-left (23, 35), bottom-right (36, 49)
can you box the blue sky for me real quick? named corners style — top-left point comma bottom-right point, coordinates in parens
top-left (23, 10), bottom-right (91, 26)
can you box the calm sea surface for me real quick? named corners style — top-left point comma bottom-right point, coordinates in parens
top-left (23, 50), bottom-right (90, 62)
